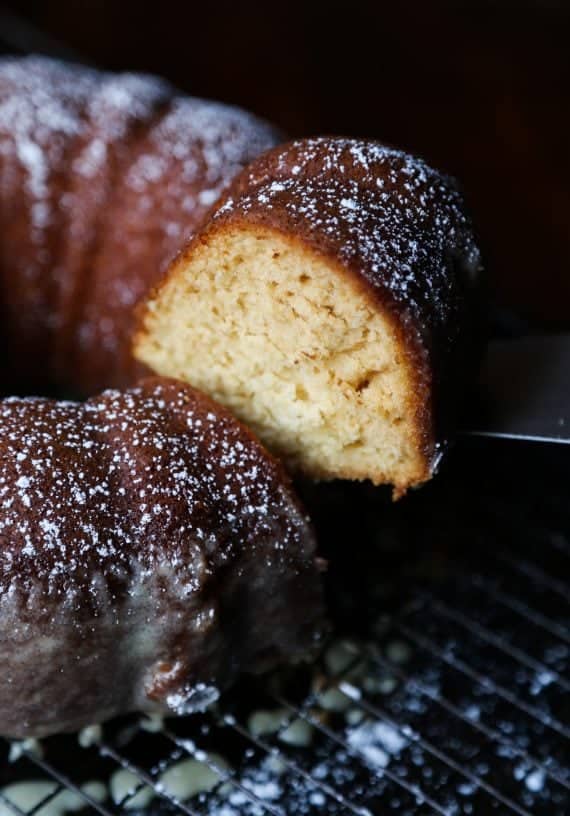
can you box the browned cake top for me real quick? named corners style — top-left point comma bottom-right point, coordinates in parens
top-left (0, 378), bottom-right (315, 615)
top-left (214, 137), bottom-right (482, 356)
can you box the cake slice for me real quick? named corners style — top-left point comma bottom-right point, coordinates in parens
top-left (135, 138), bottom-right (482, 494)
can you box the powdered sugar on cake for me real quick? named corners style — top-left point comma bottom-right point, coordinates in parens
top-left (217, 137), bottom-right (482, 342)
top-left (0, 56), bottom-right (281, 392)
top-left (0, 378), bottom-right (323, 735)
top-left (0, 379), bottom-right (312, 605)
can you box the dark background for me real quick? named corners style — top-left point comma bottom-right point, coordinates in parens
top-left (2, 0), bottom-right (569, 325)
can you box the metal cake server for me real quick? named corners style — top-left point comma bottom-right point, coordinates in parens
top-left (464, 334), bottom-right (570, 444)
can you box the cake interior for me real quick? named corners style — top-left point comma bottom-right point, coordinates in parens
top-left (136, 225), bottom-right (430, 489)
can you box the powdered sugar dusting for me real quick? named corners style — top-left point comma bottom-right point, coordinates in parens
top-left (123, 95), bottom-right (280, 254)
top-left (0, 58), bottom-right (97, 256)
top-left (0, 56), bottom-right (280, 391)
top-left (72, 71), bottom-right (171, 180)
top-left (165, 682), bottom-right (220, 715)
top-left (0, 378), bottom-right (312, 603)
top-left (218, 137), bottom-right (482, 340)
top-left (0, 58), bottom-right (99, 353)
top-left (0, 378), bottom-right (323, 736)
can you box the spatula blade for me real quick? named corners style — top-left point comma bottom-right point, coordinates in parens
top-left (464, 335), bottom-right (570, 444)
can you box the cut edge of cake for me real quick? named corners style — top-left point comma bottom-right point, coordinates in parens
top-left (135, 220), bottom-right (437, 495)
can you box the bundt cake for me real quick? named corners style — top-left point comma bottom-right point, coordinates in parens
top-left (136, 137), bottom-right (483, 494)
top-left (0, 378), bottom-right (324, 739)
top-left (0, 58), bottom-right (482, 738)
top-left (0, 56), bottom-right (280, 395)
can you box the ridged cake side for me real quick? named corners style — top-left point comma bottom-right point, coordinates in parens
top-left (0, 378), bottom-right (324, 738)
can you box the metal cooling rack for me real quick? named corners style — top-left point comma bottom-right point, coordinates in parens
top-left (0, 438), bottom-right (568, 815)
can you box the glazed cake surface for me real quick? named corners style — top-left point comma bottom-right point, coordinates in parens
top-left (0, 378), bottom-right (324, 738)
